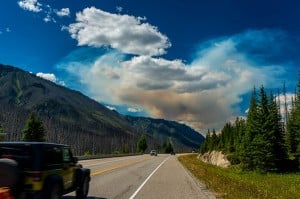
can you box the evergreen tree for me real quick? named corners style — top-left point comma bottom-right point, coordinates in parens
top-left (200, 130), bottom-right (210, 153)
top-left (231, 117), bottom-right (246, 164)
top-left (268, 91), bottom-right (288, 170)
top-left (241, 86), bottom-right (287, 171)
top-left (22, 112), bottom-right (46, 142)
top-left (0, 123), bottom-right (4, 141)
top-left (219, 123), bottom-right (234, 152)
top-left (286, 97), bottom-right (297, 155)
top-left (286, 76), bottom-right (300, 165)
top-left (234, 117), bottom-right (246, 150)
top-left (241, 87), bottom-right (260, 170)
top-left (210, 129), bottom-right (218, 151)
top-left (254, 86), bottom-right (274, 171)
top-left (164, 140), bottom-right (174, 153)
top-left (136, 134), bottom-right (148, 153)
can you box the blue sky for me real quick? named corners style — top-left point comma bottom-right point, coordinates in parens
top-left (1, 0), bottom-right (300, 133)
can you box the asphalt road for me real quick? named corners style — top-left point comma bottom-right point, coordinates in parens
top-left (64, 154), bottom-right (215, 199)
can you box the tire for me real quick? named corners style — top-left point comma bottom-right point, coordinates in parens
top-left (76, 176), bottom-right (89, 199)
top-left (0, 158), bottom-right (19, 187)
top-left (43, 182), bottom-right (62, 199)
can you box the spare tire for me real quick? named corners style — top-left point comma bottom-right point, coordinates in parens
top-left (0, 158), bottom-right (19, 188)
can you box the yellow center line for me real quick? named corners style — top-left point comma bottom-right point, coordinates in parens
top-left (91, 158), bottom-right (151, 177)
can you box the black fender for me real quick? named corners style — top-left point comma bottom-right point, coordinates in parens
top-left (75, 168), bottom-right (91, 188)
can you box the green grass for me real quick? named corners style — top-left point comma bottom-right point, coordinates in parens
top-left (178, 154), bottom-right (300, 199)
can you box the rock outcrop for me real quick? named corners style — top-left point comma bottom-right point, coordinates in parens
top-left (198, 151), bottom-right (231, 168)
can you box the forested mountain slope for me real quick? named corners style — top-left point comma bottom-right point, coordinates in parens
top-left (0, 64), bottom-right (204, 154)
top-left (125, 116), bottom-right (204, 151)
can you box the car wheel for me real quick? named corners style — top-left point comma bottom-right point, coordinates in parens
top-left (44, 182), bottom-right (62, 199)
top-left (76, 176), bottom-right (89, 199)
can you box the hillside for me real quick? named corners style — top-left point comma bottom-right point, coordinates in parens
top-left (0, 65), bottom-right (131, 130)
top-left (0, 64), bottom-right (204, 154)
top-left (125, 116), bottom-right (204, 151)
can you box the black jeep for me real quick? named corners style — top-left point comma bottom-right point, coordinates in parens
top-left (0, 142), bottom-right (90, 199)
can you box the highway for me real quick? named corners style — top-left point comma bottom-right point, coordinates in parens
top-left (64, 154), bottom-right (216, 199)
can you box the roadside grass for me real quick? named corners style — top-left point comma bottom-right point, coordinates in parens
top-left (178, 154), bottom-right (300, 199)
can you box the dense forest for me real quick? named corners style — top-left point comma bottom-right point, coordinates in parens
top-left (200, 79), bottom-right (300, 172)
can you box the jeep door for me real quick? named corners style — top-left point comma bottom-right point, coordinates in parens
top-left (62, 147), bottom-right (75, 189)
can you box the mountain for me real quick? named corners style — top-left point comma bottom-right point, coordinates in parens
top-left (0, 64), bottom-right (204, 154)
top-left (125, 116), bottom-right (204, 150)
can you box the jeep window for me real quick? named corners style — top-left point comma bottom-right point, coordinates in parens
top-left (44, 146), bottom-right (62, 169)
top-left (0, 145), bottom-right (32, 169)
top-left (63, 147), bottom-right (72, 162)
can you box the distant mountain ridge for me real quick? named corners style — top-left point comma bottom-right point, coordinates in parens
top-left (124, 116), bottom-right (204, 150)
top-left (0, 64), bottom-right (204, 154)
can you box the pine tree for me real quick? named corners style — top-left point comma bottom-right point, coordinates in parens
top-left (0, 123), bottom-right (4, 141)
top-left (241, 87), bottom-right (260, 170)
top-left (230, 118), bottom-right (245, 160)
top-left (22, 112), bottom-right (46, 142)
top-left (254, 86), bottom-right (274, 171)
top-left (286, 76), bottom-right (300, 166)
top-left (268, 91), bottom-right (288, 171)
top-left (241, 87), bottom-right (288, 171)
top-left (200, 130), bottom-right (210, 153)
top-left (286, 97), bottom-right (298, 155)
top-left (164, 140), bottom-right (174, 153)
top-left (136, 134), bottom-right (148, 153)
top-left (210, 129), bottom-right (218, 151)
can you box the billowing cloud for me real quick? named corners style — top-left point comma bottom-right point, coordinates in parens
top-left (18, 0), bottom-right (42, 12)
top-left (59, 12), bottom-right (295, 133)
top-left (68, 7), bottom-right (171, 56)
top-left (56, 8), bottom-right (70, 17)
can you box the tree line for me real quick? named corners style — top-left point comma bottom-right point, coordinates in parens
top-left (200, 79), bottom-right (300, 172)
top-left (0, 104), bottom-right (139, 155)
top-left (0, 109), bottom-right (175, 155)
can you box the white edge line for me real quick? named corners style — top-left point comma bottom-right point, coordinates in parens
top-left (129, 157), bottom-right (170, 199)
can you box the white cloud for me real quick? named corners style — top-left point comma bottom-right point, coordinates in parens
top-left (116, 6), bottom-right (123, 13)
top-left (60, 18), bottom-right (293, 132)
top-left (36, 72), bottom-right (57, 82)
top-left (68, 7), bottom-right (171, 56)
top-left (18, 0), bottom-right (42, 12)
top-left (44, 14), bottom-right (56, 23)
top-left (42, 5), bottom-right (57, 23)
top-left (0, 27), bottom-right (9, 35)
top-left (58, 81), bottom-right (66, 86)
top-left (56, 8), bottom-right (70, 17)
top-left (128, 107), bottom-right (143, 113)
top-left (106, 105), bottom-right (116, 111)
top-left (36, 72), bottom-right (66, 86)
